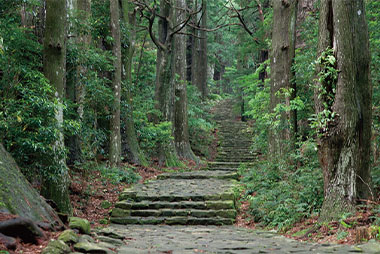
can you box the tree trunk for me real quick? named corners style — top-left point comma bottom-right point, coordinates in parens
top-left (174, 0), bottom-right (199, 162)
top-left (0, 144), bottom-right (63, 227)
top-left (66, 0), bottom-right (83, 166)
top-left (198, 0), bottom-right (208, 98)
top-left (154, 0), bottom-right (182, 167)
top-left (121, 0), bottom-right (148, 166)
top-left (268, 0), bottom-right (298, 157)
top-left (316, 0), bottom-right (372, 221)
top-left (191, 0), bottom-right (200, 91)
top-left (42, 0), bottom-right (71, 214)
top-left (109, 0), bottom-right (122, 167)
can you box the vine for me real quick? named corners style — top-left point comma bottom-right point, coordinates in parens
top-left (310, 47), bottom-right (339, 136)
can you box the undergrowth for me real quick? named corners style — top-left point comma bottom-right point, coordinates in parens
top-left (241, 139), bottom-right (324, 231)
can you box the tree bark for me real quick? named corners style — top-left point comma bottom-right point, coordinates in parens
top-left (174, 0), bottom-right (199, 163)
top-left (197, 0), bottom-right (208, 98)
top-left (121, 0), bottom-right (148, 166)
top-left (42, 0), bottom-right (72, 214)
top-left (268, 0), bottom-right (298, 157)
top-left (154, 0), bottom-right (182, 167)
top-left (316, 0), bottom-right (372, 221)
top-left (109, 0), bottom-right (122, 167)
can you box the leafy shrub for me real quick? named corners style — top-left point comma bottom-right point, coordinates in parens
top-left (187, 85), bottom-right (216, 158)
top-left (242, 140), bottom-right (323, 231)
top-left (0, 15), bottom-right (66, 181)
top-left (99, 165), bottom-right (141, 184)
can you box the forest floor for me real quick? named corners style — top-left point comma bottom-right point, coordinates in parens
top-left (3, 160), bottom-right (379, 253)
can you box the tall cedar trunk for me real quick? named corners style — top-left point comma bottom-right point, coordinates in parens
top-left (268, 0), bottom-right (298, 157)
top-left (174, 0), bottom-right (199, 162)
top-left (155, 0), bottom-right (182, 166)
top-left (109, 0), bottom-right (122, 166)
top-left (198, 0), bottom-right (208, 98)
top-left (42, 0), bottom-right (71, 214)
top-left (191, 0), bottom-right (200, 90)
top-left (66, 0), bottom-right (84, 166)
top-left (76, 0), bottom-right (91, 151)
top-left (316, 0), bottom-right (372, 221)
top-left (121, 0), bottom-right (148, 166)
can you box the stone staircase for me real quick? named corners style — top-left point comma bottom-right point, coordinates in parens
top-left (110, 99), bottom-right (253, 225)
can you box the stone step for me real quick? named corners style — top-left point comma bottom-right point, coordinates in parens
top-left (115, 200), bottom-right (235, 210)
top-left (110, 216), bottom-right (234, 225)
top-left (119, 179), bottom-right (236, 202)
top-left (208, 161), bottom-right (248, 167)
top-left (215, 158), bottom-right (253, 162)
top-left (157, 170), bottom-right (238, 180)
top-left (112, 208), bottom-right (236, 219)
top-left (215, 157), bottom-right (254, 160)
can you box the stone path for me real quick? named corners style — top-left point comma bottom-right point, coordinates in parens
top-left (94, 99), bottom-right (380, 253)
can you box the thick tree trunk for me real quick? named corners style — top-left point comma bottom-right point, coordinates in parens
top-left (42, 0), bottom-right (71, 214)
top-left (316, 0), bottom-right (372, 221)
top-left (174, 0), bottom-right (199, 163)
top-left (154, 0), bottom-right (182, 167)
top-left (0, 144), bottom-right (62, 227)
top-left (109, 0), bottom-right (122, 167)
top-left (268, 0), bottom-right (298, 157)
top-left (121, 0), bottom-right (148, 166)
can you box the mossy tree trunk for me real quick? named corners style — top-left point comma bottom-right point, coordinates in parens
top-left (120, 0), bottom-right (148, 166)
top-left (268, 0), bottom-right (298, 157)
top-left (316, 0), bottom-right (372, 222)
top-left (152, 0), bottom-right (183, 167)
top-left (42, 0), bottom-right (72, 214)
top-left (0, 144), bottom-right (62, 226)
top-left (174, 0), bottom-right (199, 163)
top-left (109, 0), bottom-right (122, 167)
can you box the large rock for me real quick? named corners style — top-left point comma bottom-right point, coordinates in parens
top-left (0, 144), bottom-right (62, 227)
top-left (69, 217), bottom-right (91, 234)
top-left (42, 240), bottom-right (71, 254)
top-left (58, 229), bottom-right (79, 244)
top-left (73, 241), bottom-right (111, 254)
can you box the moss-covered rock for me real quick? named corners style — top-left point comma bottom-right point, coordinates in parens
top-left (0, 144), bottom-right (62, 226)
top-left (42, 240), bottom-right (71, 254)
top-left (101, 201), bottom-right (112, 209)
top-left (58, 229), bottom-right (79, 244)
top-left (69, 217), bottom-right (91, 234)
top-left (73, 241), bottom-right (109, 254)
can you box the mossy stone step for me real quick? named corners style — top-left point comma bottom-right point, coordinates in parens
top-left (157, 170), bottom-right (238, 180)
top-left (120, 193), bottom-right (235, 202)
top-left (119, 178), bottom-right (236, 202)
top-left (115, 200), bottom-right (235, 210)
top-left (110, 216), bottom-right (234, 225)
top-left (112, 208), bottom-right (237, 218)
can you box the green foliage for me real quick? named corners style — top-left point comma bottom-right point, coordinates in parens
top-left (187, 85), bottom-right (216, 158)
top-left (99, 165), bottom-right (141, 184)
top-left (309, 47), bottom-right (338, 136)
top-left (0, 10), bottom-right (66, 180)
top-left (242, 140), bottom-right (323, 230)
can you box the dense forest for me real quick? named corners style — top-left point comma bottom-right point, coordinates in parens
top-left (1, 0), bottom-right (380, 251)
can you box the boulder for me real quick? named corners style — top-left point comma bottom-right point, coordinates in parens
top-left (0, 144), bottom-right (62, 227)
top-left (42, 239), bottom-right (71, 254)
top-left (58, 229), bottom-right (79, 244)
top-left (69, 217), bottom-right (91, 235)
